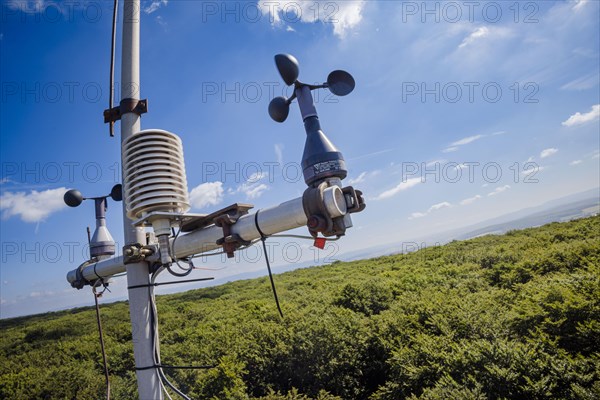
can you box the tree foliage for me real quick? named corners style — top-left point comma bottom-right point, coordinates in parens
top-left (1, 216), bottom-right (599, 399)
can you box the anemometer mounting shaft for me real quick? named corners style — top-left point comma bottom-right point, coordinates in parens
top-left (296, 85), bottom-right (318, 120)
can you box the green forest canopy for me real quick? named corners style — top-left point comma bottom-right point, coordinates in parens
top-left (1, 215), bottom-right (599, 399)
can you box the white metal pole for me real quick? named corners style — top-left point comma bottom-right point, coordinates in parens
top-left (120, 0), bottom-right (163, 398)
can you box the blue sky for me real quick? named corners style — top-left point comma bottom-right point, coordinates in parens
top-left (1, 0), bottom-right (599, 318)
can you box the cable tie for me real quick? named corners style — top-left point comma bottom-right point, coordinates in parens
top-left (254, 209), bottom-right (267, 239)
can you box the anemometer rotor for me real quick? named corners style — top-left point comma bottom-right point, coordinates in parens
top-left (64, 184), bottom-right (123, 208)
top-left (268, 54), bottom-right (356, 124)
top-left (64, 184), bottom-right (122, 260)
top-left (268, 54), bottom-right (356, 187)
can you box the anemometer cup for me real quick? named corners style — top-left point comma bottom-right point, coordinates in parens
top-left (275, 54), bottom-right (299, 86)
top-left (64, 190), bottom-right (84, 207)
top-left (326, 70), bottom-right (355, 96)
top-left (268, 96), bottom-right (290, 123)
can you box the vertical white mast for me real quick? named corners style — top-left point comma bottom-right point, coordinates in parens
top-left (120, 0), bottom-right (163, 398)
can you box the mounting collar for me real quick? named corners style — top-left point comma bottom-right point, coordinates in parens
top-left (104, 98), bottom-right (148, 128)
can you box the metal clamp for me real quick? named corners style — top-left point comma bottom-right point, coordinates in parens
top-left (303, 181), bottom-right (347, 238)
top-left (123, 243), bottom-right (154, 264)
top-left (342, 186), bottom-right (366, 214)
top-left (209, 204), bottom-right (254, 258)
top-left (303, 183), bottom-right (366, 238)
top-left (104, 98), bottom-right (148, 125)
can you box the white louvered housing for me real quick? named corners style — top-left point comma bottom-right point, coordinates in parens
top-left (122, 129), bottom-right (190, 220)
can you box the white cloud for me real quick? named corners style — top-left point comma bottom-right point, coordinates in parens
top-left (349, 149), bottom-right (394, 161)
top-left (156, 15), bottom-right (167, 29)
top-left (442, 146), bottom-right (459, 153)
top-left (241, 183), bottom-right (269, 199)
top-left (0, 297), bottom-right (15, 306)
top-left (522, 166), bottom-right (544, 176)
top-left (330, 1), bottom-right (365, 37)
top-left (0, 187), bottom-right (67, 223)
top-left (540, 148), bottom-right (558, 158)
top-left (451, 134), bottom-right (485, 146)
top-left (274, 143), bottom-right (284, 165)
top-left (459, 26), bottom-right (490, 49)
top-left (561, 73), bottom-right (599, 90)
top-left (426, 159), bottom-right (446, 167)
top-left (409, 212), bottom-right (427, 220)
top-left (189, 182), bottom-right (224, 210)
top-left (460, 195), bottom-right (482, 206)
top-left (408, 201), bottom-right (452, 220)
top-left (376, 177), bottom-right (421, 200)
top-left (144, 0), bottom-right (168, 14)
top-left (573, 0), bottom-right (589, 11)
top-left (258, 0), bottom-right (365, 38)
top-left (248, 172), bottom-right (267, 183)
top-left (348, 172), bottom-right (367, 185)
top-left (443, 133), bottom-right (488, 153)
top-left (429, 202), bottom-right (451, 212)
top-left (457, 25), bottom-right (513, 50)
top-left (487, 185), bottom-right (511, 196)
top-left (570, 160), bottom-right (583, 166)
top-left (562, 104), bottom-right (600, 127)
top-left (235, 172), bottom-right (269, 199)
top-left (29, 290), bottom-right (55, 298)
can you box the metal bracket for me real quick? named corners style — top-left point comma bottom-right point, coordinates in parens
top-left (207, 203), bottom-right (254, 258)
top-left (303, 181), bottom-right (340, 238)
top-left (342, 186), bottom-right (366, 214)
top-left (123, 243), bottom-right (154, 264)
top-left (180, 204), bottom-right (252, 233)
top-left (131, 211), bottom-right (207, 229)
top-left (104, 98), bottom-right (148, 128)
top-left (303, 183), bottom-right (366, 238)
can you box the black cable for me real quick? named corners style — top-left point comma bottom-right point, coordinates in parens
top-left (93, 285), bottom-right (111, 400)
top-left (255, 210), bottom-right (284, 319)
top-left (109, 0), bottom-right (118, 137)
top-left (127, 276), bottom-right (214, 290)
top-left (261, 237), bottom-right (284, 319)
top-left (166, 263), bottom-right (193, 277)
top-left (169, 228), bottom-right (194, 277)
top-left (254, 210), bottom-right (267, 238)
top-left (147, 268), bottom-right (216, 399)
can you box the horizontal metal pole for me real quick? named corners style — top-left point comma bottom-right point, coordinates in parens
top-left (66, 195), bottom-right (319, 287)
top-left (66, 256), bottom-right (126, 286)
top-left (172, 197), bottom-right (307, 258)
